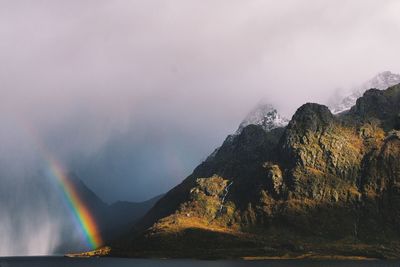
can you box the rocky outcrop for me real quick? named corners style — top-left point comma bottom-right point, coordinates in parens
top-left (279, 103), bottom-right (363, 201)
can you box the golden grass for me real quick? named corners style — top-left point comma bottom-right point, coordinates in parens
top-left (152, 214), bottom-right (241, 236)
top-left (65, 246), bottom-right (111, 258)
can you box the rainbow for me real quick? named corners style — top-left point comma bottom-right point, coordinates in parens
top-left (46, 157), bottom-right (103, 249)
top-left (21, 122), bottom-right (103, 250)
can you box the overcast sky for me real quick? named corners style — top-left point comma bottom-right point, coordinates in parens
top-left (1, 0), bottom-right (400, 202)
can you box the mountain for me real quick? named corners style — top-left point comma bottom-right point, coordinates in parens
top-left (330, 71), bottom-right (400, 114)
top-left (100, 84), bottom-right (400, 259)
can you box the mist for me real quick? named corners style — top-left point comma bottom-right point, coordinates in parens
top-left (1, 0), bottom-right (400, 255)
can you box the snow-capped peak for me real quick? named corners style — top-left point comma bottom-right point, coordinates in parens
top-left (235, 103), bottom-right (289, 134)
top-left (207, 103), bottom-right (289, 160)
top-left (330, 71), bottom-right (400, 114)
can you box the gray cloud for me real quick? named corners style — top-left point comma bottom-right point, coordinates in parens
top-left (1, 0), bottom-right (400, 205)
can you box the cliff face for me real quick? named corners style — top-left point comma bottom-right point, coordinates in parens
top-left (111, 84), bottom-right (400, 259)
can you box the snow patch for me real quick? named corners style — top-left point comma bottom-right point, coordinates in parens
top-left (330, 71), bottom-right (400, 114)
top-left (236, 103), bottom-right (289, 135)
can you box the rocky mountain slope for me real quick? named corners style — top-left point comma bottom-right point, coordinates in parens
top-left (330, 71), bottom-right (400, 114)
top-left (106, 84), bottom-right (400, 259)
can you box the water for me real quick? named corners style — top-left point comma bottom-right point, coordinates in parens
top-left (0, 257), bottom-right (399, 267)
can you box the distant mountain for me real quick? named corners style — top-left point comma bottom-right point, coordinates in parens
top-left (108, 194), bottom-right (164, 227)
top-left (102, 194), bottom-right (163, 241)
top-left (330, 71), bottom-right (400, 114)
top-left (102, 84), bottom-right (400, 259)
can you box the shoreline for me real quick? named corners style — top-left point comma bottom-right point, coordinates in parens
top-left (65, 249), bottom-right (382, 261)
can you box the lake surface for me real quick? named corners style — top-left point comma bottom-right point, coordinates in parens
top-left (0, 257), bottom-right (400, 267)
